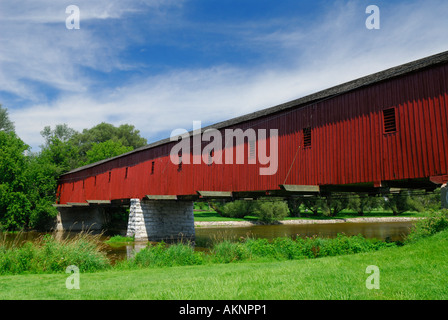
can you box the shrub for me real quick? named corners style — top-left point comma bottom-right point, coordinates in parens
top-left (253, 199), bottom-right (289, 223)
top-left (406, 210), bottom-right (448, 243)
top-left (220, 200), bottom-right (254, 219)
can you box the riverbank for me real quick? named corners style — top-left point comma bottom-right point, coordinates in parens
top-left (1, 228), bottom-right (447, 300)
top-left (194, 216), bottom-right (422, 228)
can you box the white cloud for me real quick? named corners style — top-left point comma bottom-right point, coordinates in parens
top-left (5, 0), bottom-right (448, 151)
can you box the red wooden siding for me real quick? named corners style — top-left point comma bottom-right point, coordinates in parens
top-left (57, 61), bottom-right (448, 204)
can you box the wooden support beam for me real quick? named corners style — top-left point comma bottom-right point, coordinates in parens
top-left (52, 204), bottom-right (72, 208)
top-left (197, 191), bottom-right (233, 198)
top-left (389, 188), bottom-right (402, 194)
top-left (280, 185), bottom-right (320, 193)
top-left (145, 195), bottom-right (178, 200)
top-left (67, 202), bottom-right (89, 207)
top-left (86, 200), bottom-right (111, 205)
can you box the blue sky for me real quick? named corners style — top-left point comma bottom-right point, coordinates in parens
top-left (1, 0), bottom-right (448, 151)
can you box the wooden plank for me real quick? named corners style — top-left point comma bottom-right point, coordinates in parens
top-left (197, 191), bottom-right (233, 198)
top-left (67, 202), bottom-right (89, 207)
top-left (52, 204), bottom-right (72, 208)
top-left (280, 185), bottom-right (320, 193)
top-left (86, 200), bottom-right (111, 205)
top-left (146, 195), bottom-right (178, 200)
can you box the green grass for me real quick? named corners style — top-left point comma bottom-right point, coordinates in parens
top-left (193, 210), bottom-right (258, 222)
top-left (1, 229), bottom-right (447, 300)
top-left (105, 235), bottom-right (134, 245)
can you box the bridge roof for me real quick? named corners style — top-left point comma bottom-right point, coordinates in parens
top-left (62, 50), bottom-right (448, 176)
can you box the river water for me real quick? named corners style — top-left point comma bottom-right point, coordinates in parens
top-left (2, 220), bottom-right (416, 263)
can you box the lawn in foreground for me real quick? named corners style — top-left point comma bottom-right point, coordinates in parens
top-left (1, 230), bottom-right (447, 300)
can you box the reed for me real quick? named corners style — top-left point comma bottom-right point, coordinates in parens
top-left (0, 230), bottom-right (111, 274)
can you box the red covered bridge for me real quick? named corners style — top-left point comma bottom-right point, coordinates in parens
top-left (54, 51), bottom-right (448, 240)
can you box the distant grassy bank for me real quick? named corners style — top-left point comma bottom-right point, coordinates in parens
top-left (193, 209), bottom-right (425, 222)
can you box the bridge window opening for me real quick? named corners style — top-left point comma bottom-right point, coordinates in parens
top-left (303, 127), bottom-right (312, 148)
top-left (125, 167), bottom-right (129, 179)
top-left (94, 176), bottom-right (97, 186)
top-left (383, 108), bottom-right (397, 133)
top-left (151, 161), bottom-right (155, 174)
top-left (82, 180), bottom-right (85, 189)
top-left (108, 171), bottom-right (111, 183)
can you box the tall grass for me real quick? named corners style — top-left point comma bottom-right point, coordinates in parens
top-left (121, 233), bottom-right (396, 268)
top-left (0, 231), bottom-right (111, 275)
top-left (126, 241), bottom-right (204, 268)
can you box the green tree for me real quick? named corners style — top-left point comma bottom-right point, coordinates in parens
top-left (348, 193), bottom-right (380, 216)
top-left (383, 191), bottom-right (420, 216)
top-left (252, 198), bottom-right (289, 223)
top-left (0, 131), bottom-right (31, 230)
top-left (323, 193), bottom-right (350, 217)
top-left (24, 153), bottom-right (59, 229)
top-left (41, 124), bottom-right (77, 147)
top-left (0, 105), bottom-right (15, 133)
top-left (302, 196), bottom-right (326, 216)
top-left (287, 197), bottom-right (303, 217)
top-left (84, 140), bottom-right (133, 165)
top-left (220, 200), bottom-right (254, 218)
top-left (72, 122), bottom-right (147, 163)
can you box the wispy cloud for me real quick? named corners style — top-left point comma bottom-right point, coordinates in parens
top-left (3, 0), bottom-right (448, 150)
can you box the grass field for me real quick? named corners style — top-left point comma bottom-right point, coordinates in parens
top-left (1, 228), bottom-right (447, 300)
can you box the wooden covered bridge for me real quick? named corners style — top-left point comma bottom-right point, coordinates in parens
top-left (55, 51), bottom-right (448, 240)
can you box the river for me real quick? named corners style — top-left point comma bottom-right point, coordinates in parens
top-left (1, 219), bottom-right (417, 263)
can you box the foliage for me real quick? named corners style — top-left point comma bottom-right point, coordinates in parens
top-left (39, 128), bottom-right (81, 174)
top-left (123, 233), bottom-right (395, 269)
top-left (3, 230), bottom-right (448, 300)
top-left (348, 194), bottom-right (381, 216)
top-left (383, 191), bottom-right (422, 216)
top-left (210, 240), bottom-right (251, 263)
top-left (302, 196), bottom-right (326, 216)
top-left (287, 198), bottom-right (303, 217)
top-left (0, 131), bottom-right (31, 230)
top-left (194, 202), bottom-right (210, 211)
top-left (322, 194), bottom-right (350, 217)
top-left (84, 140), bottom-right (133, 165)
top-left (252, 199), bottom-right (289, 223)
top-left (130, 242), bottom-right (203, 268)
top-left (406, 209), bottom-right (448, 243)
top-left (105, 235), bottom-right (134, 244)
top-left (0, 104), bottom-right (15, 133)
top-left (220, 200), bottom-right (254, 218)
top-left (0, 114), bottom-right (148, 231)
top-left (0, 232), bottom-right (110, 274)
top-left (71, 122), bottom-right (147, 164)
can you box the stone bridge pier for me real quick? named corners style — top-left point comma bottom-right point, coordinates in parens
top-left (55, 198), bottom-right (195, 242)
top-left (126, 199), bottom-right (195, 241)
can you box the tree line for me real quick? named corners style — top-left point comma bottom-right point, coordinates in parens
top-left (208, 189), bottom-right (441, 223)
top-left (0, 105), bottom-right (147, 231)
